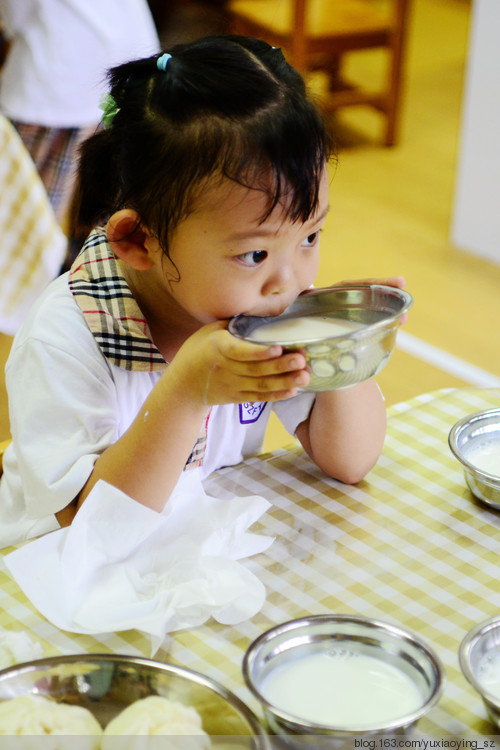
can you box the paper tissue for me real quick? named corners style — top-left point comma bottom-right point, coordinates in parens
top-left (5, 472), bottom-right (274, 652)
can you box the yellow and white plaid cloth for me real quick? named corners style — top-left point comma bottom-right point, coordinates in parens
top-left (0, 387), bottom-right (499, 735)
top-left (0, 115), bottom-right (67, 335)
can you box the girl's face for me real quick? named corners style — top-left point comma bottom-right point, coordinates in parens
top-left (149, 168), bottom-right (330, 326)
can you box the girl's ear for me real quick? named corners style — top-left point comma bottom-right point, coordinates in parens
top-left (106, 209), bottom-right (155, 270)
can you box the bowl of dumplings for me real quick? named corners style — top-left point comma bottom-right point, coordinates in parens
top-left (0, 653), bottom-right (268, 748)
top-left (229, 284), bottom-right (413, 392)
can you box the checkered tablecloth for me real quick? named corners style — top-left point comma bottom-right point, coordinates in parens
top-left (1, 387), bottom-right (499, 736)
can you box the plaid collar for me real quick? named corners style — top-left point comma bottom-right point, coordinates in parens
top-left (69, 228), bottom-right (166, 372)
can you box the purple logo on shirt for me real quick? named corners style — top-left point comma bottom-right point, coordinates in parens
top-left (239, 401), bottom-right (267, 424)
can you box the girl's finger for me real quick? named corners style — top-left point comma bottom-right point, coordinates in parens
top-left (228, 351), bottom-right (308, 377)
top-left (236, 367), bottom-right (311, 396)
top-left (218, 331), bottom-right (284, 362)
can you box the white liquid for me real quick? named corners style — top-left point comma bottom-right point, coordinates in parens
top-left (465, 440), bottom-right (500, 477)
top-left (249, 316), bottom-right (363, 343)
top-left (477, 649), bottom-right (500, 700)
top-left (260, 650), bottom-right (424, 728)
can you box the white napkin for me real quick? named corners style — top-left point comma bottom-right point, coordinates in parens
top-left (5, 473), bottom-right (274, 653)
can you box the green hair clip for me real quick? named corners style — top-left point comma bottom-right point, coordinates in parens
top-left (99, 92), bottom-right (120, 129)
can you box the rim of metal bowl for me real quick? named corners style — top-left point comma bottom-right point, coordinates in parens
top-left (242, 614), bottom-right (445, 734)
top-left (294, 284), bottom-right (414, 323)
top-left (228, 284), bottom-right (414, 345)
top-left (459, 616), bottom-right (500, 708)
top-left (448, 408), bottom-right (500, 484)
top-left (0, 653), bottom-right (266, 736)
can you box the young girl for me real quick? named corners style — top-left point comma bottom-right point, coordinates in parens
top-left (0, 35), bottom-right (404, 548)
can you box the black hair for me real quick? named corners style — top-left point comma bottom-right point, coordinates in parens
top-left (75, 34), bottom-right (335, 254)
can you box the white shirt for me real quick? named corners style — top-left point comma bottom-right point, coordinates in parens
top-left (0, 0), bottom-right (160, 126)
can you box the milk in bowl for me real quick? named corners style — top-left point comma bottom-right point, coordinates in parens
top-left (243, 614), bottom-right (444, 736)
top-left (248, 315), bottom-right (364, 343)
top-left (260, 648), bottom-right (424, 728)
top-left (464, 439), bottom-right (500, 478)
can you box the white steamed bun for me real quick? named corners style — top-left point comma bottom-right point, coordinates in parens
top-left (102, 696), bottom-right (210, 750)
top-left (0, 694), bottom-right (102, 748)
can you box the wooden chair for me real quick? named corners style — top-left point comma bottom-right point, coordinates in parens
top-left (226, 0), bottom-right (410, 146)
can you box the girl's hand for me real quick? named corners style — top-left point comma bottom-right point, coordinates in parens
top-left (77, 320), bottom-right (310, 513)
top-left (168, 320), bottom-right (310, 406)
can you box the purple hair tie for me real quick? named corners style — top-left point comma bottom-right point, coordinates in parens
top-left (157, 53), bottom-right (172, 72)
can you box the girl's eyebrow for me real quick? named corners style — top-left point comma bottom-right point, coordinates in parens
top-left (226, 226), bottom-right (282, 242)
top-left (226, 204), bottom-right (331, 243)
top-left (312, 205), bottom-right (330, 224)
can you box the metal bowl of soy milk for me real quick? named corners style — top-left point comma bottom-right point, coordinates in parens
top-left (448, 408), bottom-right (500, 509)
top-left (459, 616), bottom-right (500, 728)
top-left (242, 614), bottom-right (444, 736)
top-left (228, 285), bottom-right (413, 391)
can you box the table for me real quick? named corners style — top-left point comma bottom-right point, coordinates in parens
top-left (1, 387), bottom-right (500, 736)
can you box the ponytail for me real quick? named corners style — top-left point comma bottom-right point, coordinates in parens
top-left (74, 128), bottom-right (121, 232)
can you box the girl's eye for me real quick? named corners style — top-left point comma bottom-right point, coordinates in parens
top-left (237, 250), bottom-right (268, 267)
top-left (301, 232), bottom-right (319, 248)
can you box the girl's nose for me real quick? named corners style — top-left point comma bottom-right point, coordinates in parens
top-left (262, 266), bottom-right (293, 296)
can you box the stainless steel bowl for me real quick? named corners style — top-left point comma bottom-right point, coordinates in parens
top-left (242, 614), bottom-right (444, 737)
top-left (0, 653), bottom-right (267, 745)
top-left (448, 408), bottom-right (500, 509)
top-left (228, 285), bottom-right (412, 391)
top-left (459, 616), bottom-right (500, 728)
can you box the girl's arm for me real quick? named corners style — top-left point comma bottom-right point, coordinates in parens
top-left (73, 366), bottom-right (212, 515)
top-left (294, 379), bottom-right (387, 484)
top-left (72, 321), bottom-right (309, 518)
